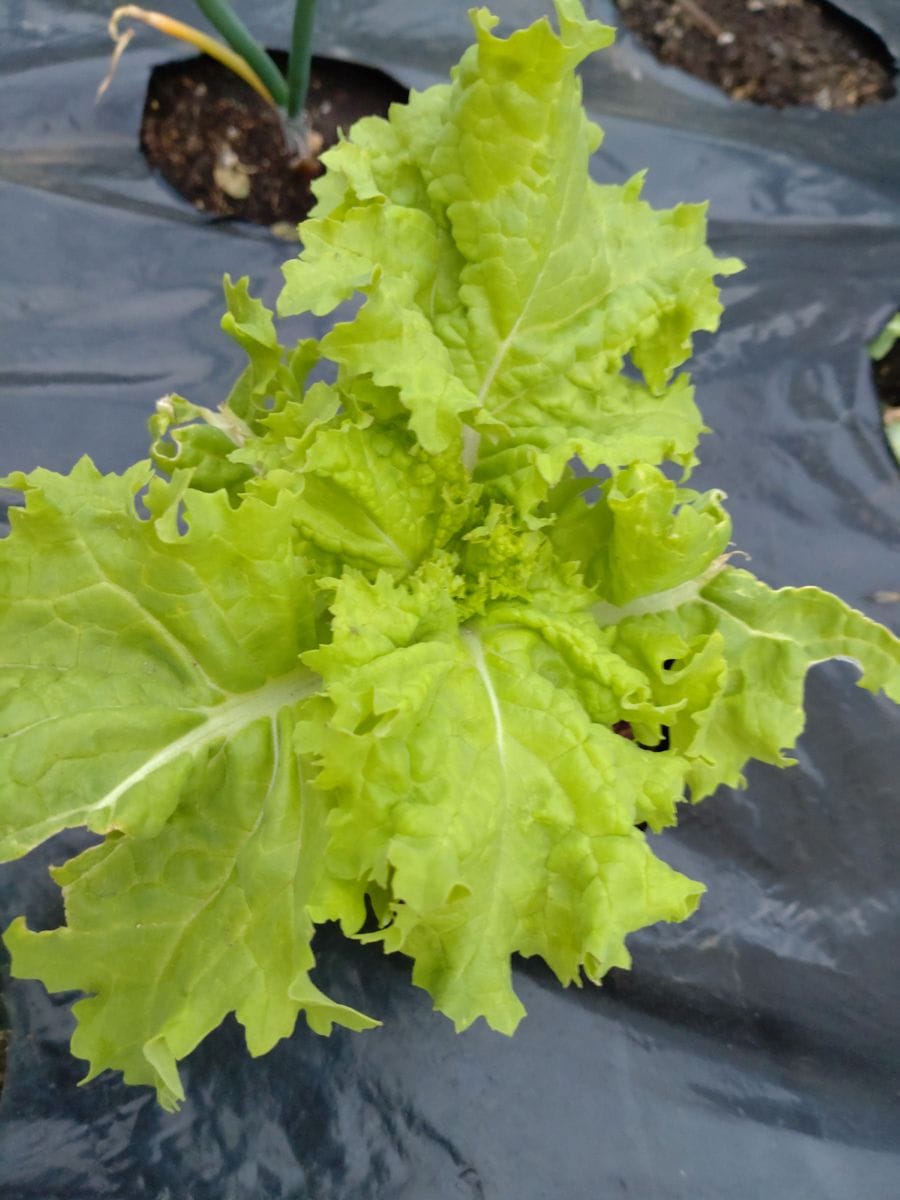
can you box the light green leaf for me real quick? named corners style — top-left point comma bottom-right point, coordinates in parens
top-left (548, 462), bottom-right (732, 605)
top-left (221, 275), bottom-right (319, 423)
top-left (148, 280), bottom-right (320, 496)
top-left (150, 280), bottom-right (321, 493)
top-left (277, 2), bottom-right (738, 506)
top-left (283, 421), bottom-right (479, 575)
top-left (607, 567), bottom-right (900, 800)
top-left (473, 372), bottom-right (707, 511)
top-left (301, 570), bottom-right (702, 1033)
top-left (886, 414), bottom-right (900, 467)
top-left (6, 713), bottom-right (376, 1111)
top-left (685, 568), bottom-right (900, 795)
top-left (0, 459), bottom-right (319, 859)
top-left (0, 459), bottom-right (381, 1107)
top-left (148, 393), bottom-right (254, 494)
top-left (282, 188), bottom-right (475, 455)
top-left (869, 311), bottom-right (900, 361)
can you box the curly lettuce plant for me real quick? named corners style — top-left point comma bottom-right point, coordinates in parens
top-left (3, 0), bottom-right (899, 1110)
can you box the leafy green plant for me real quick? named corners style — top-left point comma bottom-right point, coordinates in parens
top-left (102, 1), bottom-right (318, 149)
top-left (4, 0), bottom-right (899, 1111)
top-left (869, 311), bottom-right (900, 362)
top-left (869, 311), bottom-right (900, 465)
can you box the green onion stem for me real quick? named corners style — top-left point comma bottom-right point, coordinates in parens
top-left (193, 0), bottom-right (288, 108)
top-left (103, 8), bottom-right (279, 108)
top-left (286, 0), bottom-right (317, 119)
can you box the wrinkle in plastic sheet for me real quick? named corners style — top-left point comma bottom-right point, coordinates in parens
top-left (1, 2), bottom-right (899, 1197)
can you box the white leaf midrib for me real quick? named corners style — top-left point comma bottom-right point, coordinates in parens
top-left (456, 631), bottom-right (511, 987)
top-left (13, 668), bottom-right (320, 848)
top-left (591, 557), bottom-right (730, 625)
top-left (472, 108), bottom-right (583, 416)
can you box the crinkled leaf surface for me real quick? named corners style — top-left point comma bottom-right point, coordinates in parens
top-left (148, 277), bottom-right (319, 495)
top-left (278, 2), bottom-right (739, 509)
top-left (547, 463), bottom-right (732, 605)
top-left (598, 567), bottom-right (900, 801)
top-left (6, 713), bottom-right (375, 1111)
top-left (0, 460), bottom-right (374, 1106)
top-left (675, 568), bottom-right (900, 797)
top-left (271, 420), bottom-right (479, 575)
top-left (0, 460), bottom-right (321, 856)
top-left (301, 569), bottom-right (703, 1033)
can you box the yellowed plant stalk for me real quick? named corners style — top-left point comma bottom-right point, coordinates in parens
top-left (98, 5), bottom-right (277, 108)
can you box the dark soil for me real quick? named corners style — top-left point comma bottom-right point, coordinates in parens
top-left (614, 0), bottom-right (895, 108)
top-left (140, 53), bottom-right (408, 226)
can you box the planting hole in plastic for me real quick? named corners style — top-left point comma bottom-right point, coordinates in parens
top-left (613, 0), bottom-right (896, 109)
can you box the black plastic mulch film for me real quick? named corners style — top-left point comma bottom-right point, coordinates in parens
top-left (0, 1), bottom-right (898, 1196)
